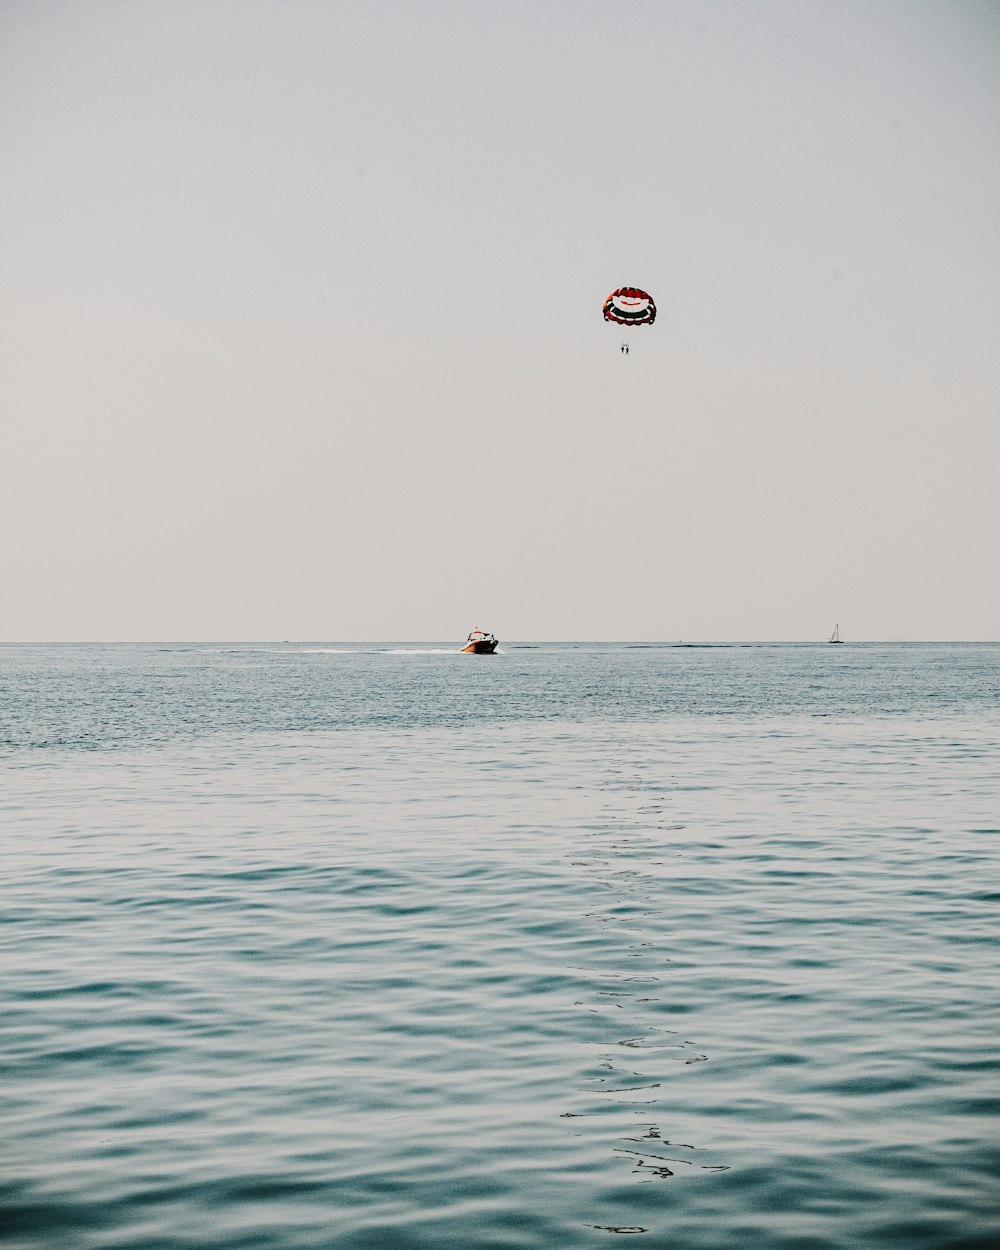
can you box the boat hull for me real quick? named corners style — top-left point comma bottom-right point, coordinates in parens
top-left (461, 639), bottom-right (498, 654)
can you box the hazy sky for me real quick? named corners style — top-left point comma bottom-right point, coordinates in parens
top-left (2, 0), bottom-right (998, 640)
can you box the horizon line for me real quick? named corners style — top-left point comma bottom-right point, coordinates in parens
top-left (2, 638), bottom-right (999, 647)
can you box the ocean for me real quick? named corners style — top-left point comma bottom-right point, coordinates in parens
top-left (2, 642), bottom-right (998, 1249)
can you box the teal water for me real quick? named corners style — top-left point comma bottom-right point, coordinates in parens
top-left (2, 643), bottom-right (999, 1248)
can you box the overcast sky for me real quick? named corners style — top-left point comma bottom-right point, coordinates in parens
top-left (2, 0), bottom-right (998, 640)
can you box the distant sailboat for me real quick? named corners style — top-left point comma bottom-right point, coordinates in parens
top-left (828, 623), bottom-right (844, 644)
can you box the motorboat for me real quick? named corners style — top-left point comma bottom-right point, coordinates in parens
top-left (461, 629), bottom-right (498, 654)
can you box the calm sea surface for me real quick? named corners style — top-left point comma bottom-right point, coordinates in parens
top-left (2, 642), bottom-right (999, 1249)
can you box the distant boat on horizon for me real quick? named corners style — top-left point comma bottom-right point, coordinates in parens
top-left (828, 623), bottom-right (844, 644)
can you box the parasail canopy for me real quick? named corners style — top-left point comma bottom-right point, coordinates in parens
top-left (603, 286), bottom-right (656, 326)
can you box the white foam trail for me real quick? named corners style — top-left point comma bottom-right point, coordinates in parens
top-left (382, 647), bottom-right (463, 655)
top-left (297, 648), bottom-right (359, 654)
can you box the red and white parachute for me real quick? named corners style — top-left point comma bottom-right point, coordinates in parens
top-left (603, 286), bottom-right (656, 327)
